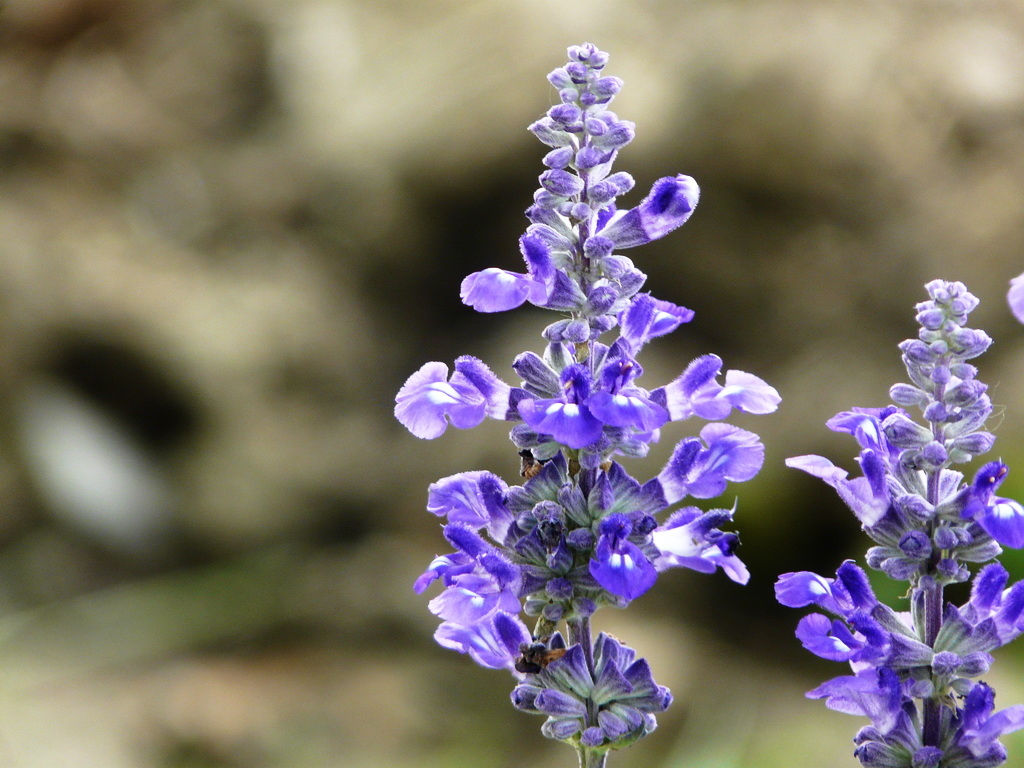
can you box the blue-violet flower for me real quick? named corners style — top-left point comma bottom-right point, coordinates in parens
top-left (777, 280), bottom-right (1024, 767)
top-left (397, 43), bottom-right (779, 767)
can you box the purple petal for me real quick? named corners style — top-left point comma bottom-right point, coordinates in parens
top-left (774, 571), bottom-right (840, 611)
top-left (434, 611), bottom-right (530, 670)
top-left (395, 361), bottom-right (486, 439)
top-left (786, 455), bottom-right (889, 527)
top-left (718, 370), bottom-right (781, 414)
top-left (427, 471), bottom-right (510, 533)
top-left (460, 268), bottom-right (541, 312)
top-left (1009, 272), bottom-right (1024, 324)
top-left (517, 398), bottom-right (604, 449)
top-left (597, 175), bottom-right (700, 248)
top-left (413, 552), bottom-right (473, 594)
top-left (587, 390), bottom-right (668, 431)
top-left (619, 294), bottom-right (694, 351)
top-left (976, 497), bottom-right (1024, 548)
top-left (589, 539), bottom-right (657, 600)
top-left (685, 423), bottom-right (765, 498)
top-left (796, 614), bottom-right (861, 661)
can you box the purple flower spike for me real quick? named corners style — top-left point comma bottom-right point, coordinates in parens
top-left (598, 175), bottom-right (700, 249)
top-left (400, 42), bottom-right (779, 757)
top-left (779, 280), bottom-right (1024, 765)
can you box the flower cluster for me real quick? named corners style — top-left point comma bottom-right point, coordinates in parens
top-left (396, 43), bottom-right (779, 765)
top-left (777, 280), bottom-right (1024, 767)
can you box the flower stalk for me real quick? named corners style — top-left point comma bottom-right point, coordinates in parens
top-left (396, 42), bottom-right (779, 763)
top-left (777, 280), bottom-right (1024, 767)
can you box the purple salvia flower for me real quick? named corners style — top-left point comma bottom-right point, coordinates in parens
top-left (778, 280), bottom-right (1024, 765)
top-left (395, 356), bottom-right (510, 439)
top-left (397, 42), bottom-right (778, 762)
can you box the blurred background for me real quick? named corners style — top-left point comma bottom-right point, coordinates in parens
top-left (2, 0), bottom-right (1024, 766)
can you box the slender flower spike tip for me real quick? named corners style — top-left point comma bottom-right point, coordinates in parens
top-left (777, 280), bottom-right (1024, 767)
top-left (396, 42), bottom-right (779, 765)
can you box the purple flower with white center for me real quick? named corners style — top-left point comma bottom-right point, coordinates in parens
top-left (778, 280), bottom-right (1024, 766)
top-left (396, 42), bottom-right (778, 765)
top-left (589, 514), bottom-right (657, 600)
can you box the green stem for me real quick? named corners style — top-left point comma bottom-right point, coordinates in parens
top-left (567, 617), bottom-right (607, 768)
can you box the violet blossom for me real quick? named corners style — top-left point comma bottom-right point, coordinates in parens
top-left (777, 280), bottom-right (1024, 767)
top-left (396, 43), bottom-right (779, 767)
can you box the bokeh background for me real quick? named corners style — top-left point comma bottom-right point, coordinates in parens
top-left (2, 0), bottom-right (1024, 766)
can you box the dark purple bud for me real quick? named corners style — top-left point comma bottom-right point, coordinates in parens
top-left (921, 441), bottom-right (948, 466)
top-left (916, 307), bottom-right (946, 330)
top-left (540, 169), bottom-right (585, 198)
top-left (930, 364), bottom-right (951, 385)
top-left (592, 121), bottom-right (635, 150)
top-left (528, 119), bottom-right (573, 148)
top-left (592, 76), bottom-right (623, 101)
top-left (576, 145), bottom-right (609, 170)
top-left (566, 62), bottom-right (587, 82)
top-left (957, 652), bottom-right (991, 676)
top-left (542, 602), bottom-right (564, 621)
top-left (579, 92), bottom-right (597, 107)
top-left (881, 413), bottom-right (931, 448)
top-left (534, 188), bottom-right (561, 209)
top-left (606, 172), bottom-right (635, 195)
top-left (546, 577), bottom-right (573, 600)
top-left (923, 401), bottom-right (948, 422)
top-left (543, 146), bottom-right (575, 169)
top-left (890, 383), bottom-right (927, 407)
top-left (950, 431), bottom-right (995, 457)
top-left (911, 746), bottom-right (942, 768)
top-left (570, 202), bottom-right (592, 220)
top-left (584, 236), bottom-right (614, 260)
top-left (567, 529), bottom-right (595, 552)
top-left (936, 558), bottom-right (961, 579)
top-left (587, 181), bottom-right (616, 205)
top-left (896, 493), bottom-right (933, 521)
top-left (900, 339), bottom-right (933, 364)
top-left (951, 328), bottom-right (992, 358)
top-left (574, 597), bottom-right (597, 616)
top-left (513, 351), bottom-right (561, 395)
top-left (899, 530), bottom-right (931, 559)
top-left (580, 727), bottom-right (605, 747)
top-left (946, 379), bottom-right (986, 406)
top-left (548, 67), bottom-right (573, 89)
top-left (548, 103), bottom-right (582, 126)
top-left (535, 689), bottom-right (586, 717)
top-left (559, 87), bottom-right (580, 104)
top-left (587, 285), bottom-right (618, 314)
top-left (933, 526), bottom-right (958, 550)
top-left (562, 320), bottom-right (590, 343)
